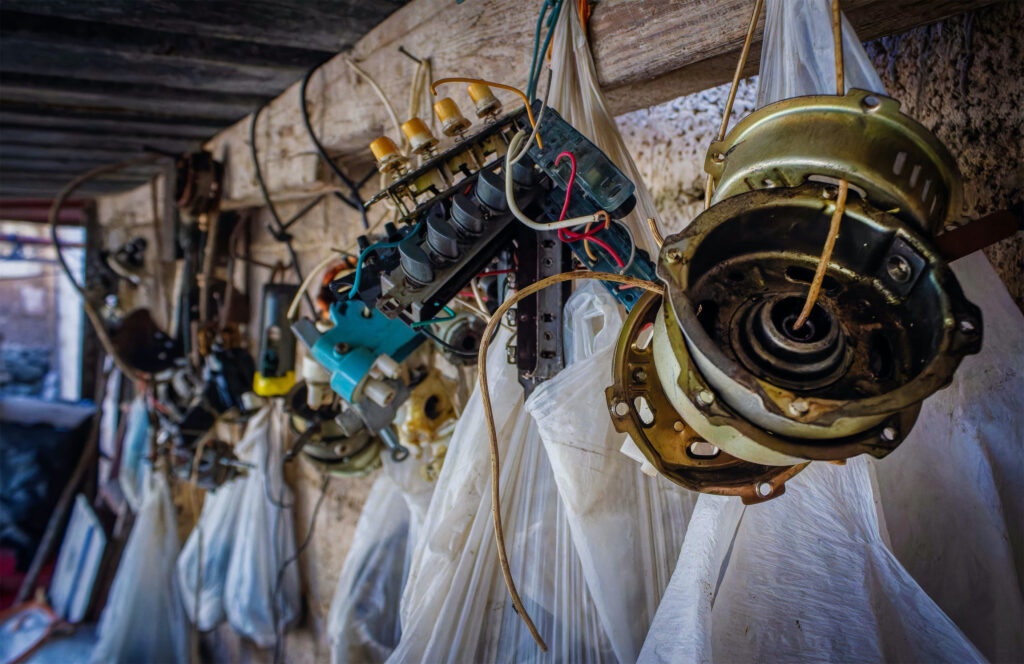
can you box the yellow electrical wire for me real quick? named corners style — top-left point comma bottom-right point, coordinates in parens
top-left (794, 0), bottom-right (848, 330)
top-left (704, 0), bottom-right (765, 209)
top-left (430, 77), bottom-right (542, 149)
top-left (477, 270), bottom-right (665, 652)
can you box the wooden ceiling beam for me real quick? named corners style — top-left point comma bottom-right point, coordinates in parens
top-left (204, 0), bottom-right (1000, 209)
top-left (0, 72), bottom-right (267, 122)
top-left (0, 0), bottom-right (407, 52)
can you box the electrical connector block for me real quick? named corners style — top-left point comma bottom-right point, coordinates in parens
top-left (292, 300), bottom-right (423, 405)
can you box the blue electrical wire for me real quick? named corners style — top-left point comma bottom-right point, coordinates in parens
top-left (348, 220), bottom-right (423, 299)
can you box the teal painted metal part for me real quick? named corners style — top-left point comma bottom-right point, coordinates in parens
top-left (310, 301), bottom-right (424, 403)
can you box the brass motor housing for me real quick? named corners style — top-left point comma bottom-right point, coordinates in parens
top-left (608, 90), bottom-right (982, 496)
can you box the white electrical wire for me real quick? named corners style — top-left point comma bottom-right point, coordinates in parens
top-left (346, 58), bottom-right (404, 147)
top-left (616, 220), bottom-right (638, 275)
top-left (286, 251), bottom-right (348, 322)
top-left (504, 130), bottom-right (604, 232)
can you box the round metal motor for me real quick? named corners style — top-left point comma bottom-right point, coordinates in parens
top-left (649, 90), bottom-right (982, 467)
top-left (606, 292), bottom-right (807, 503)
top-left (286, 381), bottom-right (382, 477)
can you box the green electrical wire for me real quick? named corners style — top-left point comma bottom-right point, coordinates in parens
top-left (528, 0), bottom-right (563, 100)
top-left (410, 306), bottom-right (456, 328)
top-left (348, 220), bottom-right (424, 300)
top-left (527, 0), bottom-right (553, 100)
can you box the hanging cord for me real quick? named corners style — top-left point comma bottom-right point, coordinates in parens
top-left (477, 270), bottom-right (665, 652)
top-left (346, 58), bottom-right (404, 147)
top-left (647, 217), bottom-right (665, 247)
top-left (794, 0), bottom-right (848, 330)
top-left (704, 0), bottom-right (765, 209)
top-left (527, 0), bottom-right (563, 100)
top-left (250, 103), bottom-right (315, 316)
top-left (49, 156), bottom-right (164, 382)
top-left (832, 0), bottom-right (845, 95)
top-left (286, 250), bottom-right (353, 322)
top-left (299, 64), bottom-right (372, 229)
top-left (272, 473), bottom-right (330, 664)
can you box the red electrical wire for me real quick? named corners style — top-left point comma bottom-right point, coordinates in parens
top-left (477, 268), bottom-right (515, 277)
top-left (560, 227), bottom-right (625, 268)
top-left (553, 151), bottom-right (625, 267)
top-left (555, 151), bottom-right (577, 222)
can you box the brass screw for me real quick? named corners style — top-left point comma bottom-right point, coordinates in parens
top-left (665, 248), bottom-right (683, 264)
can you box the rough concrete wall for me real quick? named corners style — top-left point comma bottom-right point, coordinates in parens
top-left (95, 176), bottom-right (176, 332)
top-left (617, 0), bottom-right (1023, 311)
top-left (865, 1), bottom-right (1024, 309)
top-left (90, 2), bottom-right (1022, 659)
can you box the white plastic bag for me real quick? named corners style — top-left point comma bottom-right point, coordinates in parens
top-left (548, 1), bottom-right (662, 253)
top-left (176, 477), bottom-right (245, 631)
top-left (118, 395), bottom-right (150, 512)
top-left (640, 459), bottom-right (985, 663)
top-left (391, 287), bottom-right (693, 662)
top-left (869, 253), bottom-right (1024, 662)
top-left (756, 0), bottom-right (885, 108)
top-left (327, 454), bottom-right (434, 664)
top-left (222, 402), bottom-right (300, 648)
top-left (388, 327), bottom-right (614, 662)
top-left (526, 284), bottom-right (696, 662)
top-left (90, 472), bottom-right (188, 664)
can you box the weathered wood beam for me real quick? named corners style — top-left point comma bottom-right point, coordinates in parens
top-left (0, 108), bottom-right (224, 139)
top-left (0, 160), bottom-right (161, 178)
top-left (0, 173), bottom-right (151, 197)
top-left (0, 11), bottom-right (320, 96)
top-left (206, 0), bottom-right (999, 210)
top-left (0, 126), bottom-right (198, 156)
top-left (1, 0), bottom-right (407, 52)
top-left (0, 72), bottom-right (267, 121)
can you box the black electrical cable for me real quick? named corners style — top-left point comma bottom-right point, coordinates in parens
top-left (419, 326), bottom-right (479, 359)
top-left (279, 194), bottom-right (326, 233)
top-left (272, 473), bottom-right (330, 664)
top-left (249, 102), bottom-right (316, 315)
top-left (299, 64), bottom-right (372, 230)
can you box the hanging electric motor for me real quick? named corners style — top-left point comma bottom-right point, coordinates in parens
top-left (606, 91), bottom-right (981, 503)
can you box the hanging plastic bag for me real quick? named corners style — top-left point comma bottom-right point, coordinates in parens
top-left (547, 1), bottom-right (663, 251)
top-left (526, 283), bottom-right (696, 662)
top-left (756, 0), bottom-right (885, 108)
top-left (389, 327), bottom-right (615, 662)
top-left (118, 395), bottom-right (151, 512)
top-left (327, 454), bottom-right (435, 664)
top-left (639, 459), bottom-right (985, 663)
top-left (755, 2), bottom-right (1023, 660)
top-left (176, 477), bottom-right (246, 632)
top-left (222, 402), bottom-right (300, 648)
top-left (90, 472), bottom-right (188, 664)
top-left (868, 253), bottom-right (1024, 662)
